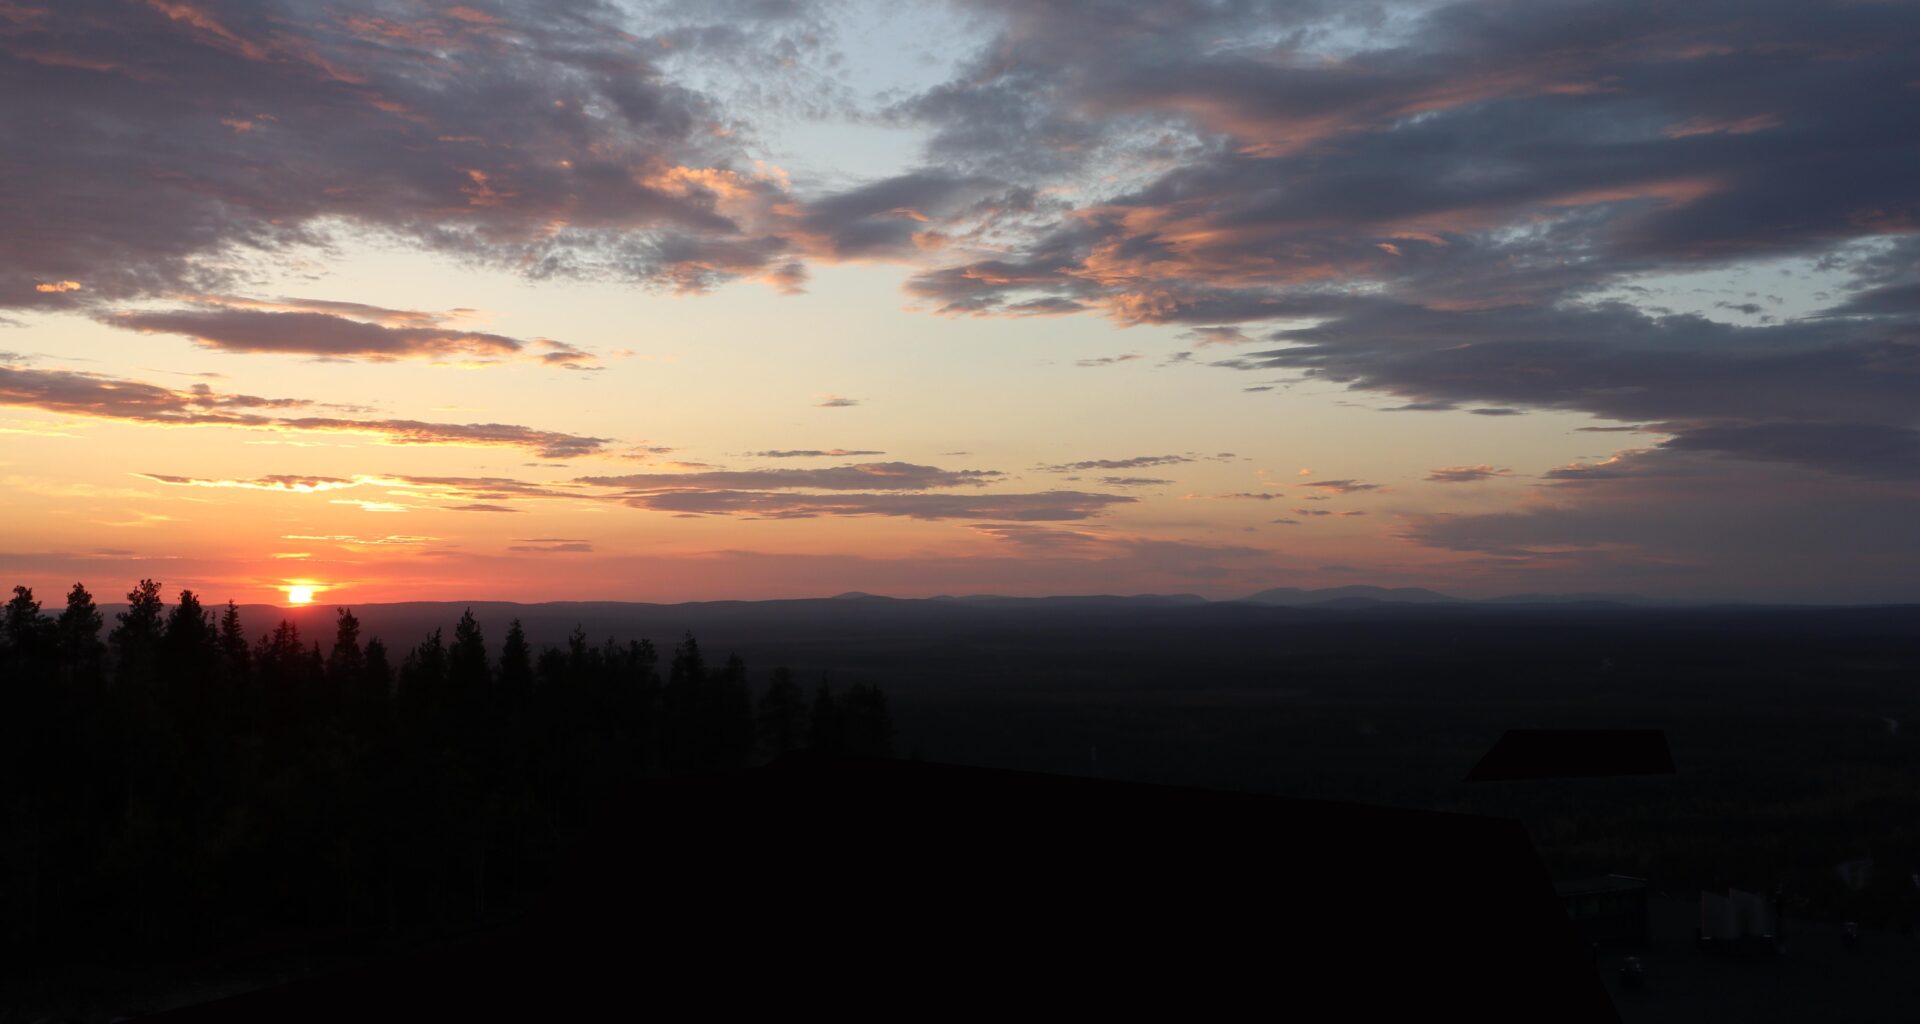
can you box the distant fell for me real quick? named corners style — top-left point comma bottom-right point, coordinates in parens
top-left (1240, 585), bottom-right (1460, 607)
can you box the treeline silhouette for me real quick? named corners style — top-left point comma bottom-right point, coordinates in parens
top-left (0, 580), bottom-right (895, 968)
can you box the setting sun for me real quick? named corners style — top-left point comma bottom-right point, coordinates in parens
top-left (286, 585), bottom-right (316, 605)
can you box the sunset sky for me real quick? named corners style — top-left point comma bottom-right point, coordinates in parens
top-left (3, 0), bottom-right (1916, 605)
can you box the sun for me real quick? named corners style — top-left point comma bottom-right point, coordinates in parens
top-left (286, 585), bottom-right (316, 605)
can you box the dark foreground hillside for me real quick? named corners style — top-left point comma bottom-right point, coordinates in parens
top-left (6, 587), bottom-right (1920, 1019)
top-left (144, 756), bottom-right (1617, 1022)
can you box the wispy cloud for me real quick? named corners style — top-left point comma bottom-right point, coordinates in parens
top-left (1425, 465), bottom-right (1513, 484)
top-left (1299, 479), bottom-right (1382, 495)
top-left (744, 449), bottom-right (886, 458)
top-left (1, 364), bottom-right (609, 457)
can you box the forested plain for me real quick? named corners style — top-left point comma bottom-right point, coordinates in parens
top-left (6, 582), bottom-right (1920, 1016)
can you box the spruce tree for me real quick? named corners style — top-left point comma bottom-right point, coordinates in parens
top-left (756, 666), bottom-right (806, 760)
top-left (56, 582), bottom-right (104, 680)
top-left (110, 579), bottom-right (166, 686)
top-left (216, 600), bottom-right (248, 677)
top-left (328, 608), bottom-right (365, 685)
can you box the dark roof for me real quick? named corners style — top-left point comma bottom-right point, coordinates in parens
top-left (147, 755), bottom-right (1617, 1022)
top-left (1467, 729), bottom-right (1676, 781)
top-left (1557, 875), bottom-right (1651, 897)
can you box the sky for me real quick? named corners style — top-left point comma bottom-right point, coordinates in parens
top-left (1, 0), bottom-right (1917, 605)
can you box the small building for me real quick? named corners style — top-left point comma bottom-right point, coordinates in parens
top-left (1699, 886), bottom-right (1784, 954)
top-left (1557, 873), bottom-right (1650, 945)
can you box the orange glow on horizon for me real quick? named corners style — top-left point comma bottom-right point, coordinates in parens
top-left (285, 584), bottom-right (317, 605)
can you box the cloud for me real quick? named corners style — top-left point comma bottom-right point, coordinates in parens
top-left (744, 449), bottom-right (886, 458)
top-left (532, 339), bottom-right (601, 371)
top-left (1075, 353), bottom-right (1141, 367)
top-left (98, 297), bottom-right (604, 370)
top-left (618, 489), bottom-right (1133, 521)
top-left (0, 363), bottom-right (608, 456)
top-left (104, 306), bottom-right (521, 360)
top-left (1099, 476), bottom-right (1171, 487)
top-left (508, 541), bottom-right (592, 552)
top-left (1397, 447), bottom-right (1920, 602)
top-left (1425, 465), bottom-right (1513, 483)
top-left (1182, 326), bottom-right (1253, 346)
top-left (577, 462), bottom-right (1002, 492)
top-left (963, 524), bottom-right (1268, 579)
top-left (878, 0), bottom-right (1920, 498)
top-left (282, 534), bottom-right (438, 547)
top-left (0, 0), bottom-right (826, 311)
top-left (1038, 454), bottom-right (1193, 473)
top-left (445, 503), bottom-right (520, 513)
top-left (966, 523), bottom-right (1107, 553)
top-left (1299, 479), bottom-right (1382, 495)
top-left (816, 395), bottom-right (860, 408)
top-left (1659, 422), bottom-right (1920, 480)
top-left (134, 472), bottom-right (363, 493)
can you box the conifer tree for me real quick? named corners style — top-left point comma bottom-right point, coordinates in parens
top-left (499, 619), bottom-right (532, 703)
top-left (450, 608), bottom-right (489, 690)
top-left (4, 585), bottom-right (44, 649)
top-left (809, 679), bottom-right (845, 756)
top-left (362, 636), bottom-right (392, 700)
top-left (111, 579), bottom-right (166, 686)
top-left (757, 666), bottom-right (807, 760)
top-left (56, 582), bottom-right (103, 679)
top-left (841, 683), bottom-right (896, 758)
top-left (216, 600), bottom-right (248, 677)
top-left (328, 608), bottom-right (365, 685)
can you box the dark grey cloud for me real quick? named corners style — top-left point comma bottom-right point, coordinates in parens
top-left (886, 0), bottom-right (1920, 490)
top-left (104, 307), bottom-right (531, 362)
top-left (1100, 476), bottom-right (1171, 487)
top-left (0, 0), bottom-right (814, 310)
top-left (1659, 422), bottom-right (1920, 481)
top-left (1217, 298), bottom-right (1920, 478)
top-left (792, 171), bottom-right (1010, 260)
top-left (816, 396), bottom-right (860, 408)
top-left (1399, 447), bottom-right (1920, 602)
top-left (1076, 353), bottom-right (1142, 367)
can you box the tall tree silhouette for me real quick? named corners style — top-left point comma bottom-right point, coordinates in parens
top-left (216, 599), bottom-right (248, 679)
top-left (840, 683), bottom-right (897, 758)
top-left (363, 636), bottom-right (393, 699)
top-left (809, 680), bottom-right (846, 756)
top-left (499, 619), bottom-right (532, 706)
top-left (56, 582), bottom-right (103, 684)
top-left (4, 584), bottom-right (45, 651)
top-left (162, 589), bottom-right (216, 706)
top-left (450, 609), bottom-right (489, 691)
top-left (2, 578), bottom-right (903, 981)
top-left (328, 608), bottom-right (365, 687)
top-left (110, 579), bottom-right (165, 687)
top-left (757, 666), bottom-right (807, 761)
